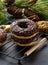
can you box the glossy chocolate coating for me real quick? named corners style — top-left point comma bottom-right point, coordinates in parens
top-left (7, 6), bottom-right (22, 18)
top-left (11, 34), bottom-right (38, 44)
top-left (24, 8), bottom-right (39, 22)
top-left (0, 29), bottom-right (7, 43)
top-left (10, 19), bottom-right (38, 36)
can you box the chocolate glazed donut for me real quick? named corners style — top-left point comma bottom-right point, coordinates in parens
top-left (24, 8), bottom-right (39, 22)
top-left (0, 28), bottom-right (7, 45)
top-left (10, 19), bottom-right (39, 46)
top-left (7, 6), bottom-right (22, 18)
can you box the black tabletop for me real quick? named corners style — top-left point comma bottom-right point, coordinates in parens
top-left (0, 34), bottom-right (48, 65)
top-left (0, 45), bottom-right (48, 65)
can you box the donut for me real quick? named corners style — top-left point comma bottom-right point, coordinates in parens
top-left (7, 6), bottom-right (22, 18)
top-left (10, 19), bottom-right (39, 46)
top-left (0, 28), bottom-right (7, 45)
top-left (24, 8), bottom-right (39, 22)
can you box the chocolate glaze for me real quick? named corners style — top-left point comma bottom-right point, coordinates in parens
top-left (11, 33), bottom-right (38, 44)
top-left (24, 8), bottom-right (39, 22)
top-left (0, 29), bottom-right (7, 43)
top-left (10, 19), bottom-right (38, 36)
top-left (7, 6), bottom-right (22, 18)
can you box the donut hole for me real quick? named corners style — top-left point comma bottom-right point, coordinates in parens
top-left (18, 22), bottom-right (28, 28)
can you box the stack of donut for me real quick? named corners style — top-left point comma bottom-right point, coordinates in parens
top-left (10, 19), bottom-right (39, 46)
